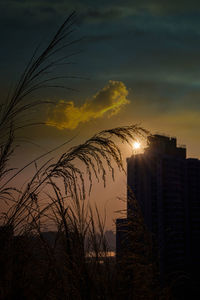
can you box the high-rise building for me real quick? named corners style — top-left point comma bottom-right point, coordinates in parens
top-left (117, 134), bottom-right (200, 287)
top-left (186, 158), bottom-right (200, 278)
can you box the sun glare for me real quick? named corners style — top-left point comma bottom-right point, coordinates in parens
top-left (133, 141), bottom-right (141, 150)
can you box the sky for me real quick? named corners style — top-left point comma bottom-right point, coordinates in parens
top-left (0, 0), bottom-right (200, 229)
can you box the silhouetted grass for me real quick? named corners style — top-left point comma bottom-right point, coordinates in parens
top-left (0, 14), bottom-right (171, 300)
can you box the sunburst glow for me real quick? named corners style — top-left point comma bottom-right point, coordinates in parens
top-left (133, 141), bottom-right (141, 149)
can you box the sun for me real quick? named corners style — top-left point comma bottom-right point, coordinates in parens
top-left (133, 141), bottom-right (141, 150)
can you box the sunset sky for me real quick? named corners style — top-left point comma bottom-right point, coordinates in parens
top-left (0, 1), bottom-right (200, 229)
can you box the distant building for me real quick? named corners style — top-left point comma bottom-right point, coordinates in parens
top-left (116, 134), bottom-right (200, 285)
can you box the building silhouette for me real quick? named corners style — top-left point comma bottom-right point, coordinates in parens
top-left (116, 134), bottom-right (200, 291)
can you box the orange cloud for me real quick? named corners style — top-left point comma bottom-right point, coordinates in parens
top-left (46, 80), bottom-right (130, 130)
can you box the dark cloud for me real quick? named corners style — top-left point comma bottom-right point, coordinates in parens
top-left (83, 8), bottom-right (123, 22)
top-left (84, 33), bottom-right (122, 43)
top-left (38, 6), bottom-right (57, 15)
top-left (109, 0), bottom-right (200, 15)
top-left (1, 0), bottom-right (199, 30)
top-left (1, 0), bottom-right (200, 115)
